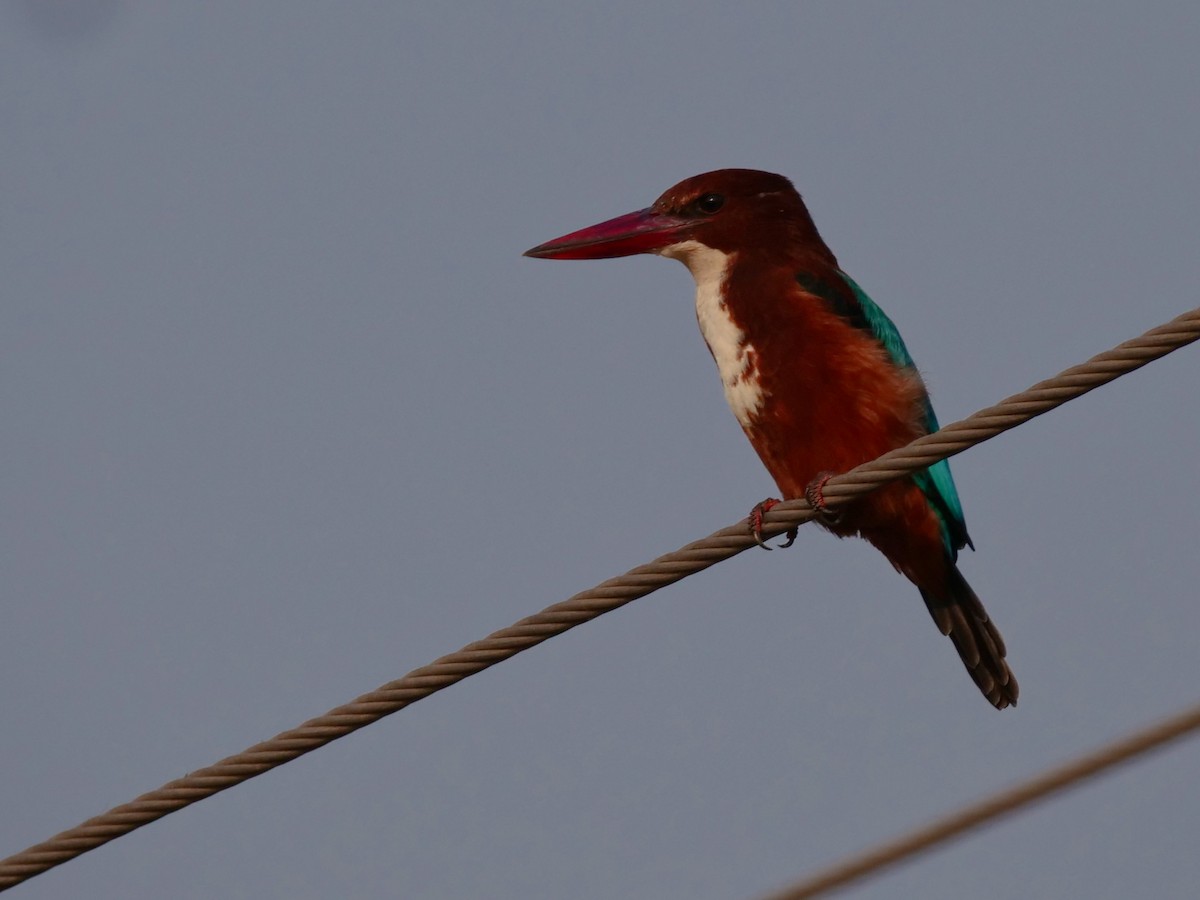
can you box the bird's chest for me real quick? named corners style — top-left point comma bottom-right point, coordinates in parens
top-left (697, 275), bottom-right (926, 487)
top-left (693, 278), bottom-right (765, 429)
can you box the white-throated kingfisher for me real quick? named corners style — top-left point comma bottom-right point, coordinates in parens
top-left (524, 169), bottom-right (1017, 709)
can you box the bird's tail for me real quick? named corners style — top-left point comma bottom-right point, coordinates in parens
top-left (920, 565), bottom-right (1019, 709)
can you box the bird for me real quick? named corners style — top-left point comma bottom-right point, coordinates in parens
top-left (524, 168), bottom-right (1017, 709)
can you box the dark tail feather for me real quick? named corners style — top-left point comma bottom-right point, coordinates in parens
top-left (920, 565), bottom-right (1018, 709)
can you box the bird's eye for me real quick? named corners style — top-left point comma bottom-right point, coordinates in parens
top-left (696, 193), bottom-right (725, 215)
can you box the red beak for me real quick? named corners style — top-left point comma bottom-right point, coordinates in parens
top-left (524, 208), bottom-right (693, 260)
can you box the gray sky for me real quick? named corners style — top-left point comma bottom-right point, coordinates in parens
top-left (3, 3), bottom-right (1199, 898)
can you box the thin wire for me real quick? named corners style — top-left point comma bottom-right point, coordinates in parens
top-left (0, 307), bottom-right (1197, 891)
top-left (762, 702), bottom-right (1200, 900)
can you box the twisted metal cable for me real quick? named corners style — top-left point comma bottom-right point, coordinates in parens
top-left (0, 307), bottom-right (1197, 891)
top-left (763, 701), bottom-right (1200, 900)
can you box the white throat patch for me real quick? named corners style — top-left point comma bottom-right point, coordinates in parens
top-left (658, 240), bottom-right (764, 427)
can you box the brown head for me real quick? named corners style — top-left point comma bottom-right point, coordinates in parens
top-left (524, 168), bottom-right (834, 265)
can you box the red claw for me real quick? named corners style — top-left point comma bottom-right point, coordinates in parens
top-left (749, 498), bottom-right (797, 550)
top-left (804, 471), bottom-right (840, 523)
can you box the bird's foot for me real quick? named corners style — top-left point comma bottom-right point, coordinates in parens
top-left (749, 498), bottom-right (797, 550)
top-left (804, 471), bottom-right (841, 524)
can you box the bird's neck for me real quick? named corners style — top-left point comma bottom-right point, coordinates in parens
top-left (659, 240), bottom-right (764, 429)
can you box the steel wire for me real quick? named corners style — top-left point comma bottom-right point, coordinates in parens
top-left (762, 702), bottom-right (1200, 899)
